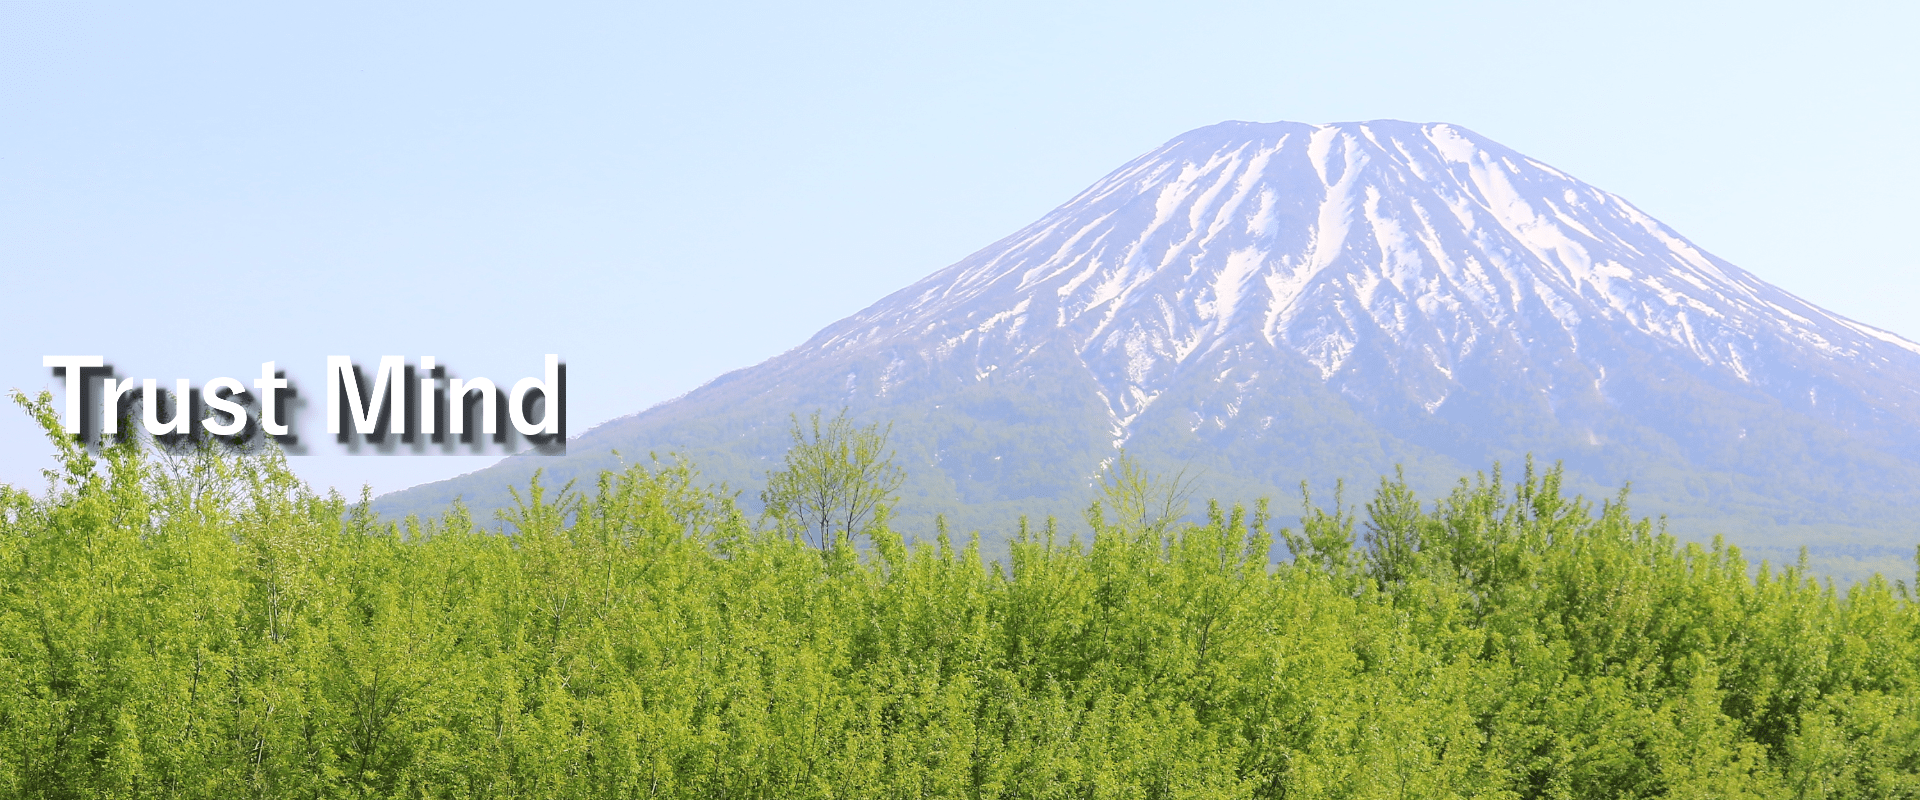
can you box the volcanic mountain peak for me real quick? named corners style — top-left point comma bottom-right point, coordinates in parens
top-left (381, 120), bottom-right (1920, 580)
top-left (806, 120), bottom-right (1920, 441)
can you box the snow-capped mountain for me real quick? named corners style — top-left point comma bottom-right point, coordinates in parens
top-left (817, 120), bottom-right (1920, 448)
top-left (382, 121), bottom-right (1920, 572)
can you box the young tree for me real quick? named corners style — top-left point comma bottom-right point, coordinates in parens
top-left (760, 409), bottom-right (904, 550)
top-left (1362, 466), bottom-right (1429, 588)
top-left (1092, 451), bottom-right (1198, 535)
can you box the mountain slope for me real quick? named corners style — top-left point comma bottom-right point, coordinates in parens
top-left (379, 120), bottom-right (1920, 576)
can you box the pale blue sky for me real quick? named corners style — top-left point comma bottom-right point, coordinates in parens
top-left (3, 0), bottom-right (1916, 496)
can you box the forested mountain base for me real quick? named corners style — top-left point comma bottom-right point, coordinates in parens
top-left (3, 394), bottom-right (1919, 798)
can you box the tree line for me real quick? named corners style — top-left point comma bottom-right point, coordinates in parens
top-left (1, 394), bottom-right (1917, 798)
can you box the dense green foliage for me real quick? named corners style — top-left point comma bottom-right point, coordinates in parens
top-left (4, 393), bottom-right (1919, 798)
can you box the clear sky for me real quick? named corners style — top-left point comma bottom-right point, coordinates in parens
top-left (3, 0), bottom-right (1916, 497)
